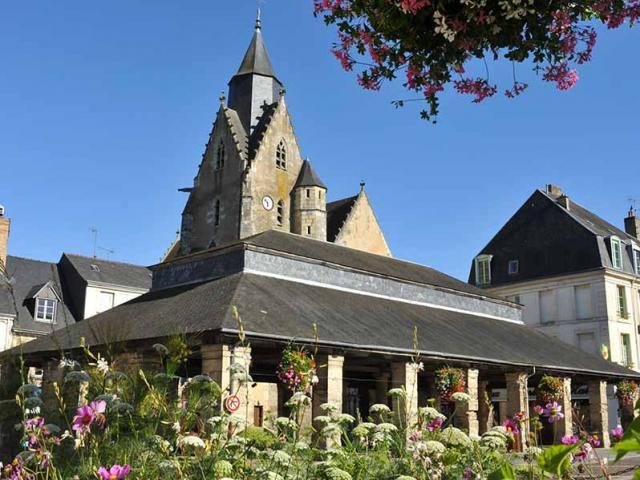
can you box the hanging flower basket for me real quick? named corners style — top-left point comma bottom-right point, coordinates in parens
top-left (434, 367), bottom-right (466, 402)
top-left (276, 345), bottom-right (318, 393)
top-left (537, 375), bottom-right (564, 404)
top-left (616, 380), bottom-right (639, 406)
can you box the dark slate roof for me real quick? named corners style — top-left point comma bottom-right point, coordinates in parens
top-left (233, 25), bottom-right (278, 80)
top-left (470, 189), bottom-right (639, 286)
top-left (327, 195), bottom-right (358, 242)
top-left (14, 272), bottom-right (637, 378)
top-left (61, 254), bottom-right (152, 289)
top-left (0, 256), bottom-right (75, 335)
top-left (248, 102), bottom-right (278, 160)
top-left (294, 160), bottom-right (326, 189)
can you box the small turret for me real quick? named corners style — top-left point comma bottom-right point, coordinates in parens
top-left (292, 159), bottom-right (327, 241)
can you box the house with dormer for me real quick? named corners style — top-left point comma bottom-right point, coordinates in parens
top-left (469, 184), bottom-right (640, 426)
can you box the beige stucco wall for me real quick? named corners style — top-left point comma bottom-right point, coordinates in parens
top-left (249, 382), bottom-right (279, 426)
top-left (83, 284), bottom-right (148, 319)
top-left (334, 191), bottom-right (391, 257)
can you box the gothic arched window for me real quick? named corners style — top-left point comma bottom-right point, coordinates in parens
top-left (276, 139), bottom-right (287, 170)
top-left (214, 200), bottom-right (221, 226)
top-left (276, 200), bottom-right (284, 226)
top-left (215, 140), bottom-right (225, 170)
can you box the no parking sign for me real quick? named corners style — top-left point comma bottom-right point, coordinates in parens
top-left (225, 394), bottom-right (241, 413)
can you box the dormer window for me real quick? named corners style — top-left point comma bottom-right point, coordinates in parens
top-left (276, 140), bottom-right (287, 170)
top-left (611, 236), bottom-right (623, 269)
top-left (215, 140), bottom-right (225, 170)
top-left (35, 298), bottom-right (56, 322)
top-left (474, 255), bottom-right (492, 286)
top-left (508, 260), bottom-right (519, 275)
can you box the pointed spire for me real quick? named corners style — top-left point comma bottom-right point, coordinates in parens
top-left (233, 13), bottom-right (278, 80)
top-left (295, 159), bottom-right (327, 189)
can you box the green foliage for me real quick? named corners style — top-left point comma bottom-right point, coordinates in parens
top-left (242, 426), bottom-right (278, 450)
top-left (487, 462), bottom-right (516, 480)
top-left (537, 443), bottom-right (581, 477)
top-left (614, 403), bottom-right (640, 462)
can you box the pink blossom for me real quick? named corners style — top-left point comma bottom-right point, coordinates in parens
top-left (543, 401), bottom-right (565, 423)
top-left (72, 400), bottom-right (106, 434)
top-left (97, 465), bottom-right (131, 480)
top-left (611, 424), bottom-right (624, 441)
top-left (561, 434), bottom-right (579, 445)
top-left (533, 405), bottom-right (544, 415)
top-left (543, 63), bottom-right (579, 90)
top-left (453, 78), bottom-right (497, 103)
top-left (502, 418), bottom-right (519, 436)
top-left (400, 0), bottom-right (430, 14)
top-left (427, 418), bottom-right (443, 432)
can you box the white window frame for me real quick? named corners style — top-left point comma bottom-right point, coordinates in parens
top-left (35, 298), bottom-right (56, 323)
top-left (621, 333), bottom-right (633, 367)
top-left (97, 291), bottom-right (115, 313)
top-left (633, 247), bottom-right (640, 275)
top-left (474, 254), bottom-right (492, 286)
top-left (617, 285), bottom-right (629, 319)
top-left (508, 259), bottom-right (519, 275)
top-left (611, 236), bottom-right (623, 269)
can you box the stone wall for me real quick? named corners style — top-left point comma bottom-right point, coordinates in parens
top-left (333, 191), bottom-right (391, 257)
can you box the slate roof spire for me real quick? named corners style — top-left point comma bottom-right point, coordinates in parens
top-left (295, 159), bottom-right (327, 189)
top-left (227, 11), bottom-right (283, 134)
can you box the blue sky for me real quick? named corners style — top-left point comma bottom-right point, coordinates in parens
top-left (2, 1), bottom-right (638, 281)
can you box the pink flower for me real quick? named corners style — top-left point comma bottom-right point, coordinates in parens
top-left (611, 425), bottom-right (624, 441)
top-left (561, 434), bottom-right (579, 445)
top-left (97, 465), bottom-right (131, 480)
top-left (72, 400), bottom-right (106, 434)
top-left (453, 78), bottom-right (497, 103)
top-left (502, 418), bottom-right (519, 436)
top-left (543, 401), bottom-right (565, 423)
top-left (400, 0), bottom-right (430, 14)
top-left (543, 63), bottom-right (579, 90)
top-left (427, 418), bottom-right (443, 432)
top-left (533, 405), bottom-right (545, 415)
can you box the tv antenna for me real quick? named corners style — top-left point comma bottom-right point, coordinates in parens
top-left (89, 228), bottom-right (115, 259)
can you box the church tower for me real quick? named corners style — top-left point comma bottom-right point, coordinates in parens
top-left (227, 13), bottom-right (283, 135)
top-left (291, 160), bottom-right (327, 241)
top-left (172, 13), bottom-right (392, 259)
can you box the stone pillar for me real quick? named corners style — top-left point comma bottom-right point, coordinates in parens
top-left (312, 355), bottom-right (344, 447)
top-left (390, 361), bottom-right (419, 430)
top-left (505, 372), bottom-right (530, 448)
top-left (201, 344), bottom-right (232, 394)
top-left (589, 380), bottom-right (610, 448)
top-left (375, 371), bottom-right (390, 404)
top-left (41, 360), bottom-right (65, 422)
top-left (456, 369), bottom-right (479, 436)
top-left (202, 344), bottom-right (252, 424)
top-left (478, 380), bottom-right (492, 434)
top-left (558, 377), bottom-right (573, 438)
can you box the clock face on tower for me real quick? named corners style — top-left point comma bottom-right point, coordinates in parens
top-left (262, 195), bottom-right (274, 211)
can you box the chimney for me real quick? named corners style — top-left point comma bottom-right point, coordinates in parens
top-left (0, 205), bottom-right (9, 269)
top-left (558, 194), bottom-right (571, 211)
top-left (625, 207), bottom-right (640, 239)
top-left (545, 184), bottom-right (563, 197)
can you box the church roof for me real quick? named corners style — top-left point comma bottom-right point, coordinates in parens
top-left (11, 270), bottom-right (637, 379)
top-left (327, 195), bottom-right (358, 242)
top-left (233, 22), bottom-right (278, 81)
top-left (294, 160), bottom-right (326, 189)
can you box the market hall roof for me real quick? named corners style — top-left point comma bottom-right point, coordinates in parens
top-left (12, 271), bottom-right (637, 379)
top-left (9, 230), bottom-right (638, 379)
